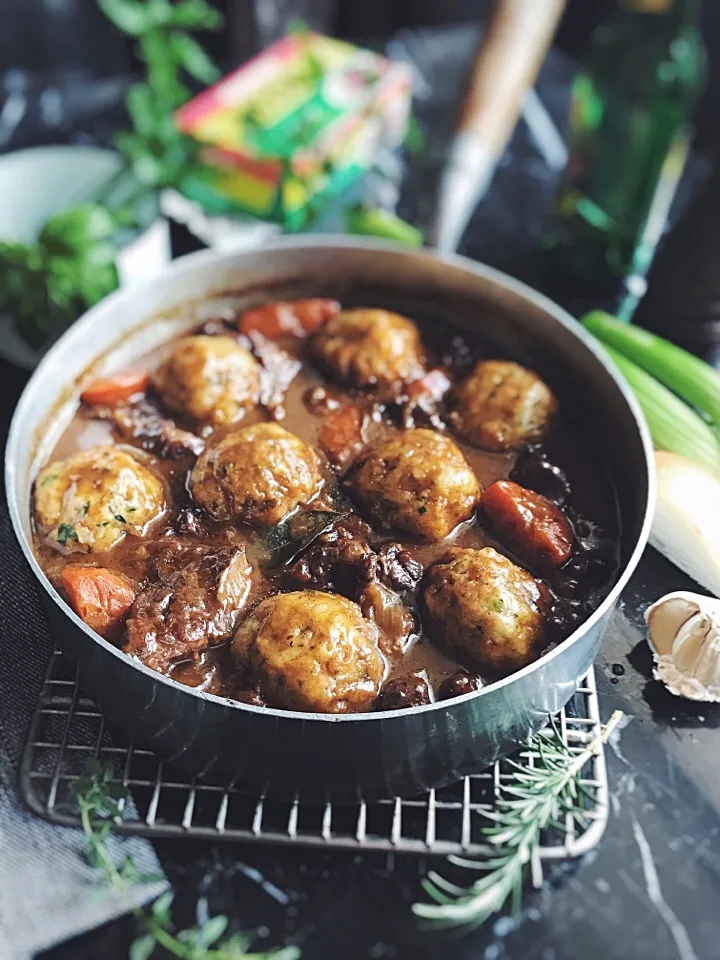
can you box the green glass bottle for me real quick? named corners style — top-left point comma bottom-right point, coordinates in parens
top-left (541, 0), bottom-right (706, 302)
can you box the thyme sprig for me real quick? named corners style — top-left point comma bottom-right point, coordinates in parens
top-left (413, 710), bottom-right (624, 931)
top-left (72, 760), bottom-right (299, 960)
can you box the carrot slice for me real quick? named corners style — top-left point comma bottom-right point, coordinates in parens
top-left (405, 368), bottom-right (452, 403)
top-left (238, 299), bottom-right (340, 340)
top-left (60, 566), bottom-right (136, 637)
top-left (81, 371), bottom-right (150, 406)
top-left (480, 480), bottom-right (573, 571)
top-left (318, 405), bottom-right (367, 468)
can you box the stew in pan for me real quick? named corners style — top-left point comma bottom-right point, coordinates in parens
top-left (32, 299), bottom-right (620, 713)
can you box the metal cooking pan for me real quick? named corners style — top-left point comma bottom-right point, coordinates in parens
top-left (5, 238), bottom-right (655, 802)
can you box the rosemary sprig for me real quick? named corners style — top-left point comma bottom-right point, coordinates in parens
top-left (71, 760), bottom-right (299, 960)
top-left (412, 710), bottom-right (624, 931)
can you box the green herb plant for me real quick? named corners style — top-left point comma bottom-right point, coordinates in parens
top-left (72, 759), bottom-right (300, 960)
top-left (413, 710), bottom-right (624, 931)
top-left (0, 205), bottom-right (123, 348)
top-left (0, 0), bottom-right (222, 349)
top-left (100, 0), bottom-right (222, 189)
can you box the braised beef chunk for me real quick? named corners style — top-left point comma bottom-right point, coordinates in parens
top-left (124, 540), bottom-right (253, 672)
top-left (545, 513), bottom-right (616, 639)
top-left (376, 542), bottom-right (423, 593)
top-left (247, 331), bottom-right (301, 419)
top-left (173, 507), bottom-right (209, 539)
top-left (438, 671), bottom-right (480, 700)
top-left (113, 397), bottom-right (205, 460)
top-left (375, 674), bottom-right (431, 711)
top-left (287, 516), bottom-right (377, 598)
top-left (287, 517), bottom-right (425, 604)
top-left (510, 446), bottom-right (572, 505)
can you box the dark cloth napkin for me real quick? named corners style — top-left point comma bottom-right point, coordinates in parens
top-left (0, 505), bottom-right (166, 960)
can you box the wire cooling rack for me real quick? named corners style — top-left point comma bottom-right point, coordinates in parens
top-left (20, 650), bottom-right (610, 861)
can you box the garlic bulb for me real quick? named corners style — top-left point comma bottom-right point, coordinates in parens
top-left (646, 591), bottom-right (720, 701)
top-left (650, 451), bottom-right (720, 598)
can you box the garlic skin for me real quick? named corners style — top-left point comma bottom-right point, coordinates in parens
top-left (651, 451), bottom-right (720, 599)
top-left (646, 591), bottom-right (720, 702)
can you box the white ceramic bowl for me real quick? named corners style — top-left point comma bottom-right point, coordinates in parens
top-left (0, 145), bottom-right (123, 369)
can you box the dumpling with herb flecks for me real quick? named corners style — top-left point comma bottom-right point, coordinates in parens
top-left (34, 446), bottom-right (165, 554)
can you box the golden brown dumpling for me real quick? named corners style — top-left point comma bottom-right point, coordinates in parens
top-left (154, 335), bottom-right (260, 425)
top-left (423, 547), bottom-right (547, 673)
top-left (232, 590), bottom-right (385, 712)
top-left (449, 360), bottom-right (557, 451)
top-left (34, 446), bottom-right (165, 553)
top-left (351, 428), bottom-right (480, 541)
top-left (311, 308), bottom-right (424, 391)
top-left (190, 423), bottom-right (325, 527)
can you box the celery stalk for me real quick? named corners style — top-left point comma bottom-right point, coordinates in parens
top-left (603, 345), bottom-right (720, 478)
top-left (582, 310), bottom-right (720, 428)
top-left (344, 205), bottom-right (423, 247)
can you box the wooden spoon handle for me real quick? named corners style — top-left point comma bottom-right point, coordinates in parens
top-left (458, 0), bottom-right (567, 156)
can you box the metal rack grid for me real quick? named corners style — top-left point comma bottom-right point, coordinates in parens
top-left (20, 650), bottom-right (610, 861)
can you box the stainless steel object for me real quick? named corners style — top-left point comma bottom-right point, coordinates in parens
top-left (5, 237), bottom-right (655, 801)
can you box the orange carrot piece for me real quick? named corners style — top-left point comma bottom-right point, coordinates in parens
top-left (318, 405), bottom-right (367, 468)
top-left (81, 371), bottom-right (150, 406)
top-left (480, 480), bottom-right (573, 571)
top-left (238, 299), bottom-right (341, 340)
top-left (60, 566), bottom-right (135, 636)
